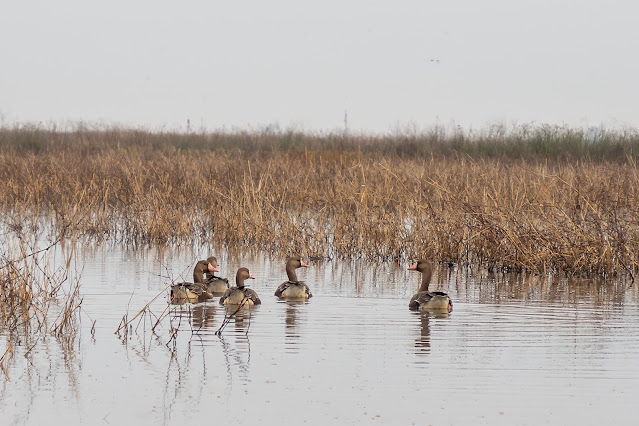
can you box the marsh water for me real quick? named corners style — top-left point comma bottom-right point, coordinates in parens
top-left (2, 244), bottom-right (639, 425)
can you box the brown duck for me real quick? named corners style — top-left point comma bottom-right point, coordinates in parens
top-left (205, 256), bottom-right (229, 294)
top-left (408, 260), bottom-right (453, 312)
top-left (170, 260), bottom-right (218, 303)
top-left (219, 267), bottom-right (261, 306)
top-left (274, 256), bottom-right (312, 299)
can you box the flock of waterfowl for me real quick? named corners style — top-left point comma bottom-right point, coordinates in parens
top-left (170, 256), bottom-right (452, 313)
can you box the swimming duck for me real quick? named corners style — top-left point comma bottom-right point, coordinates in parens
top-left (274, 256), bottom-right (312, 299)
top-left (408, 260), bottom-right (453, 312)
top-left (219, 267), bottom-right (261, 306)
top-left (205, 256), bottom-right (229, 294)
top-left (170, 260), bottom-right (218, 303)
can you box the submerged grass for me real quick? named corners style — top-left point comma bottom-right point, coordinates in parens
top-left (0, 222), bottom-right (83, 378)
top-left (1, 124), bottom-right (639, 276)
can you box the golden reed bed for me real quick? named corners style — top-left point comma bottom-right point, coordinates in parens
top-left (1, 126), bottom-right (639, 276)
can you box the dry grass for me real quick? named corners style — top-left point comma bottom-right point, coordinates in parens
top-left (0, 220), bottom-right (82, 378)
top-left (1, 126), bottom-right (639, 277)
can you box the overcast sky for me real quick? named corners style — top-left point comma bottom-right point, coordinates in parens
top-left (1, 0), bottom-right (637, 134)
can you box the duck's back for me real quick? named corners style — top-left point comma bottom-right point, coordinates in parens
top-left (206, 276), bottom-right (229, 294)
top-left (275, 281), bottom-right (312, 299)
top-left (220, 287), bottom-right (261, 306)
top-left (171, 282), bottom-right (212, 302)
top-left (409, 291), bottom-right (452, 312)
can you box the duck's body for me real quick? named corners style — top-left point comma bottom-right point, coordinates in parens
top-left (409, 291), bottom-right (452, 312)
top-left (171, 260), bottom-right (218, 303)
top-left (220, 287), bottom-right (261, 306)
top-left (274, 256), bottom-right (312, 300)
top-left (220, 267), bottom-right (261, 306)
top-left (408, 260), bottom-right (453, 313)
top-left (276, 281), bottom-right (312, 299)
top-left (204, 256), bottom-right (229, 294)
top-left (207, 277), bottom-right (230, 294)
top-left (171, 282), bottom-right (211, 302)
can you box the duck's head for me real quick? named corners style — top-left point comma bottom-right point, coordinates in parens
top-left (195, 259), bottom-right (219, 273)
top-left (201, 259), bottom-right (219, 273)
top-left (236, 267), bottom-right (255, 288)
top-left (408, 259), bottom-right (431, 274)
top-left (206, 256), bottom-right (218, 268)
top-left (287, 256), bottom-right (308, 269)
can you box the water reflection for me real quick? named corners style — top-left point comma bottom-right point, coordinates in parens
top-left (191, 304), bottom-right (216, 330)
top-left (283, 300), bottom-right (308, 353)
top-left (3, 245), bottom-right (639, 426)
top-left (413, 312), bottom-right (431, 355)
top-left (412, 311), bottom-right (451, 359)
top-left (223, 307), bottom-right (257, 335)
top-left (447, 267), bottom-right (634, 309)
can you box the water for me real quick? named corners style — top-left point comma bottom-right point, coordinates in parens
top-left (1, 244), bottom-right (638, 425)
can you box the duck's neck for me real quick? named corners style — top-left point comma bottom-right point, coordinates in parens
top-left (193, 264), bottom-right (206, 284)
top-left (419, 268), bottom-right (432, 292)
top-left (286, 264), bottom-right (298, 283)
top-left (236, 277), bottom-right (246, 289)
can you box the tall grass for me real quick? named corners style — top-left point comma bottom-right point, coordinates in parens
top-left (1, 124), bottom-right (638, 276)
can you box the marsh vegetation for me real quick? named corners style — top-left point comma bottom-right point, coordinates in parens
top-left (1, 124), bottom-right (639, 277)
top-left (2, 120), bottom-right (639, 423)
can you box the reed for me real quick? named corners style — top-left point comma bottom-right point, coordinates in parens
top-left (1, 125), bottom-right (639, 276)
top-left (2, 122), bottom-right (639, 160)
top-left (1, 216), bottom-right (82, 377)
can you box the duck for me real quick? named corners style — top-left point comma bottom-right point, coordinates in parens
top-left (170, 260), bottom-right (218, 303)
top-left (219, 267), bottom-right (261, 306)
top-left (408, 260), bottom-right (453, 312)
top-left (205, 256), bottom-right (229, 294)
top-left (274, 256), bottom-right (312, 299)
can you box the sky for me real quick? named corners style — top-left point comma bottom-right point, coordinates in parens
top-left (1, 0), bottom-right (638, 134)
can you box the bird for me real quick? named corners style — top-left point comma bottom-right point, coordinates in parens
top-left (219, 267), bottom-right (261, 306)
top-left (170, 260), bottom-right (218, 303)
top-left (205, 256), bottom-right (229, 294)
top-left (274, 256), bottom-right (312, 299)
top-left (407, 260), bottom-right (452, 312)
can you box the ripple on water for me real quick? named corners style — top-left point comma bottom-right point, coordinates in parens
top-left (2, 246), bottom-right (639, 425)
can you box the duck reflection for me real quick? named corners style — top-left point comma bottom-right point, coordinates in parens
top-left (221, 305), bottom-right (258, 335)
top-left (284, 299), bottom-right (307, 329)
top-left (191, 303), bottom-right (216, 330)
top-left (414, 312), bottom-right (431, 355)
top-left (283, 299), bottom-right (308, 353)
top-left (166, 301), bottom-right (217, 333)
top-left (218, 310), bottom-right (254, 385)
top-left (413, 311), bottom-right (450, 357)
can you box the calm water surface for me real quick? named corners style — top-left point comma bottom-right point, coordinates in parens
top-left (1, 244), bottom-right (638, 425)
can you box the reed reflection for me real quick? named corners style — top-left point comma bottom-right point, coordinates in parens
top-left (445, 265), bottom-right (633, 309)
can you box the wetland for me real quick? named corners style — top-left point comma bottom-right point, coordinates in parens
top-left (2, 125), bottom-right (639, 425)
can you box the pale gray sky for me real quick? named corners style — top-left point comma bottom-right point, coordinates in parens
top-left (1, 0), bottom-right (637, 133)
